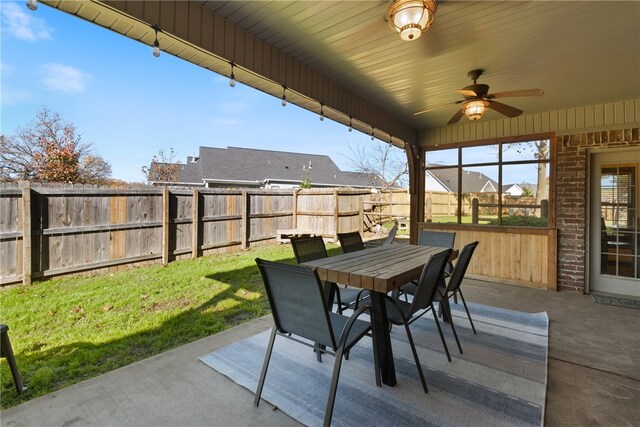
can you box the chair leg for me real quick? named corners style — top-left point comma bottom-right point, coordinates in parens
top-left (324, 345), bottom-right (346, 427)
top-left (402, 322), bottom-right (428, 393)
top-left (458, 290), bottom-right (477, 334)
top-left (431, 306), bottom-right (452, 362)
top-left (333, 285), bottom-right (344, 314)
top-left (0, 329), bottom-right (25, 394)
top-left (440, 298), bottom-right (463, 354)
top-left (254, 326), bottom-right (277, 407)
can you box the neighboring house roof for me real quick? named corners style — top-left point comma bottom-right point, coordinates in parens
top-left (426, 167), bottom-right (498, 193)
top-left (503, 183), bottom-right (523, 196)
top-left (504, 183), bottom-right (537, 195)
top-left (152, 146), bottom-right (383, 188)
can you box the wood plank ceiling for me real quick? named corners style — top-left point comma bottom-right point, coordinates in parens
top-left (42, 1), bottom-right (640, 144)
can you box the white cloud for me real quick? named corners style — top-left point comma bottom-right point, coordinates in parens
top-left (1, 2), bottom-right (52, 41)
top-left (41, 63), bottom-right (92, 93)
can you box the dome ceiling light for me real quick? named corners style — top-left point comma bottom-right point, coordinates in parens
top-left (386, 0), bottom-right (437, 41)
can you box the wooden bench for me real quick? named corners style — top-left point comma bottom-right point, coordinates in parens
top-left (275, 229), bottom-right (315, 244)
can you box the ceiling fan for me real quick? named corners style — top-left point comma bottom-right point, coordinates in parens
top-left (414, 69), bottom-right (544, 124)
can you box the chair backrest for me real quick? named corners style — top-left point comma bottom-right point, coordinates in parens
top-left (382, 225), bottom-right (398, 246)
top-left (290, 236), bottom-right (328, 264)
top-left (256, 258), bottom-right (337, 349)
top-left (409, 248), bottom-right (453, 314)
top-left (446, 241), bottom-right (479, 294)
top-left (337, 232), bottom-right (365, 253)
top-left (418, 230), bottom-right (456, 248)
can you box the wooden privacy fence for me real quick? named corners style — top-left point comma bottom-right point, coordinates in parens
top-left (0, 184), bottom-right (371, 286)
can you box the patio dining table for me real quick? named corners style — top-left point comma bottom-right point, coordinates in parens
top-left (301, 243), bottom-right (448, 387)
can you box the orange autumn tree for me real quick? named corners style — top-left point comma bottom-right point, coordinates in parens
top-left (1, 107), bottom-right (111, 183)
top-left (34, 127), bottom-right (81, 182)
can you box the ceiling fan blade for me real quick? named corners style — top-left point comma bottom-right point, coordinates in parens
top-left (413, 101), bottom-right (460, 116)
top-left (487, 89), bottom-right (544, 99)
top-left (447, 109), bottom-right (465, 125)
top-left (455, 89), bottom-right (478, 97)
top-left (488, 100), bottom-right (523, 118)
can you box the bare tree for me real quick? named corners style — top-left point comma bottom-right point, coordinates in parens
top-left (79, 155), bottom-right (112, 185)
top-left (342, 140), bottom-right (408, 189)
top-left (504, 140), bottom-right (549, 204)
top-left (141, 148), bottom-right (181, 185)
top-left (0, 107), bottom-right (112, 184)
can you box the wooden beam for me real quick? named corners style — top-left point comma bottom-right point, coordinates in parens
top-left (405, 144), bottom-right (424, 244)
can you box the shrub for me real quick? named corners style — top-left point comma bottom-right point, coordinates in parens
top-left (491, 215), bottom-right (548, 227)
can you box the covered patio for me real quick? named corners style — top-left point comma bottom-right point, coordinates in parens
top-left (6, 1), bottom-right (639, 425)
top-left (2, 278), bottom-right (638, 425)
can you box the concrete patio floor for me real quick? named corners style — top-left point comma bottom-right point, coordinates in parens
top-left (2, 278), bottom-right (639, 426)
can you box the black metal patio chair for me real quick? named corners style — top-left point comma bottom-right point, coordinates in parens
top-left (382, 225), bottom-right (398, 245)
top-left (435, 241), bottom-right (480, 339)
top-left (337, 231), bottom-right (366, 253)
top-left (336, 232), bottom-right (370, 308)
top-left (0, 324), bottom-right (25, 394)
top-left (399, 230), bottom-right (456, 298)
top-left (383, 248), bottom-right (456, 370)
top-left (419, 230), bottom-right (456, 276)
top-left (254, 258), bottom-right (376, 427)
top-left (357, 248), bottom-right (453, 388)
top-left (290, 235), bottom-right (359, 314)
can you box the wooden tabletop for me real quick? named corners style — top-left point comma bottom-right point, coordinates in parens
top-left (302, 244), bottom-right (448, 293)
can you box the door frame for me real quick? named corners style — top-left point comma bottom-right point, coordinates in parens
top-left (587, 147), bottom-right (640, 296)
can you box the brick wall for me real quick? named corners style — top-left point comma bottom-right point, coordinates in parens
top-left (556, 128), bottom-right (640, 292)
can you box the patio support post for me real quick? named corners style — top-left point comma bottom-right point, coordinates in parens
top-left (405, 143), bottom-right (425, 244)
top-left (19, 181), bottom-right (32, 286)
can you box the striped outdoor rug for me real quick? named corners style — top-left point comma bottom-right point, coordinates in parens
top-left (200, 302), bottom-right (548, 427)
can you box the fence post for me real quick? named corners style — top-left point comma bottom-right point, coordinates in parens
top-left (162, 188), bottom-right (170, 265)
top-left (292, 189), bottom-right (298, 229)
top-left (241, 190), bottom-right (249, 249)
top-left (425, 198), bottom-right (432, 222)
top-left (333, 189), bottom-right (339, 241)
top-left (358, 195), bottom-right (364, 235)
top-left (472, 198), bottom-right (479, 224)
top-left (19, 182), bottom-right (32, 286)
top-left (192, 189), bottom-right (200, 258)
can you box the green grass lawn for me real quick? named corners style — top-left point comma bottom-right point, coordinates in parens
top-left (0, 243), bottom-right (340, 409)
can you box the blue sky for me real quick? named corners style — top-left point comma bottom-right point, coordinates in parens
top-left (0, 1), bottom-right (391, 183)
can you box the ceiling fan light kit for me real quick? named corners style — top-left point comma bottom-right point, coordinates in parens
top-left (413, 68), bottom-right (544, 124)
top-left (387, 0), bottom-right (437, 41)
top-left (462, 99), bottom-right (490, 120)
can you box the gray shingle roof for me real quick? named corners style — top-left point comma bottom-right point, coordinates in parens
top-left (176, 146), bottom-right (381, 188)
